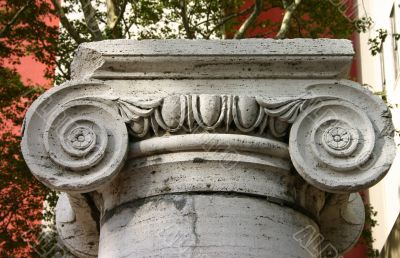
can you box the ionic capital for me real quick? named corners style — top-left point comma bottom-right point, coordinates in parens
top-left (21, 39), bottom-right (396, 258)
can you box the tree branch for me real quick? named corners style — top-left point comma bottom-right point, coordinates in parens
top-left (51, 0), bottom-right (85, 44)
top-left (107, 0), bottom-right (127, 38)
top-left (106, 0), bottom-right (118, 29)
top-left (79, 0), bottom-right (103, 41)
top-left (55, 60), bottom-right (68, 78)
top-left (0, 2), bottom-right (30, 38)
top-left (123, 18), bottom-right (132, 38)
top-left (276, 0), bottom-right (302, 39)
top-left (234, 0), bottom-right (263, 39)
top-left (282, 0), bottom-right (289, 9)
top-left (206, 5), bottom-right (254, 39)
top-left (179, 0), bottom-right (194, 39)
top-left (115, 0), bottom-right (128, 29)
top-left (294, 13), bottom-right (303, 37)
top-left (1, 205), bottom-right (18, 232)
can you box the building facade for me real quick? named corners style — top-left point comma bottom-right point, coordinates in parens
top-left (355, 0), bottom-right (400, 256)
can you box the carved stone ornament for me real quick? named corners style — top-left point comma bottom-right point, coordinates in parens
top-left (21, 39), bottom-right (396, 258)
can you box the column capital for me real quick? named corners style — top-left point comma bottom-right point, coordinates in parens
top-left (21, 39), bottom-right (396, 257)
top-left (21, 79), bottom-right (395, 193)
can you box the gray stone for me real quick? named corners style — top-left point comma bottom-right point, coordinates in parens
top-left (21, 39), bottom-right (396, 258)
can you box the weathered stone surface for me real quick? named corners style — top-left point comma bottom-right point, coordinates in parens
top-left (56, 193), bottom-right (98, 258)
top-left (71, 39), bottom-right (354, 80)
top-left (99, 194), bottom-right (319, 258)
top-left (21, 39), bottom-right (396, 258)
top-left (319, 193), bottom-right (365, 256)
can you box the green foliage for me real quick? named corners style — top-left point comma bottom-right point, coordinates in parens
top-left (355, 16), bottom-right (374, 33)
top-left (363, 203), bottom-right (380, 258)
top-left (0, 1), bottom-right (58, 70)
top-left (0, 68), bottom-right (43, 123)
top-left (368, 29), bottom-right (388, 56)
top-left (0, 2), bottom-right (56, 255)
top-left (0, 67), bottom-right (48, 257)
top-left (356, 14), bottom-right (400, 56)
top-left (291, 0), bottom-right (354, 39)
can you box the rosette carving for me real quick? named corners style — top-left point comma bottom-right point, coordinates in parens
top-left (289, 99), bottom-right (391, 193)
top-left (21, 82), bottom-right (128, 192)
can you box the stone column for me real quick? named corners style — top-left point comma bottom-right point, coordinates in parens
top-left (21, 39), bottom-right (396, 258)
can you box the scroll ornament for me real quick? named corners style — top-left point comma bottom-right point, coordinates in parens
top-left (21, 81), bottom-right (395, 193)
top-left (22, 83), bottom-right (129, 192)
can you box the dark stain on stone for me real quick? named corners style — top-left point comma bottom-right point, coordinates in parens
top-left (82, 193), bottom-right (101, 233)
top-left (161, 186), bottom-right (172, 192)
top-left (193, 158), bottom-right (205, 163)
top-left (101, 198), bottom-right (146, 227)
top-left (173, 197), bottom-right (187, 211)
